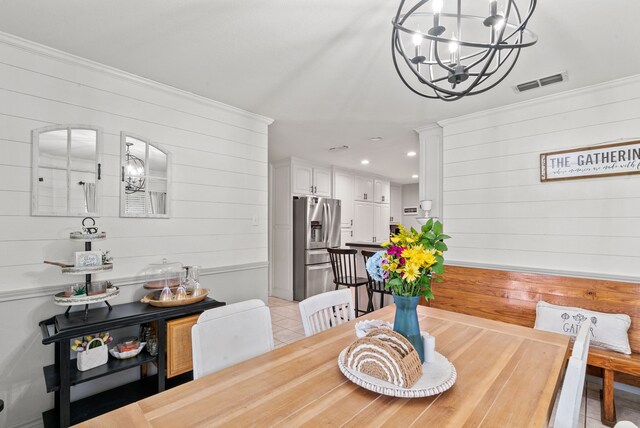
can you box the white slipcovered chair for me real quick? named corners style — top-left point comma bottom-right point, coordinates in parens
top-left (298, 289), bottom-right (355, 337)
top-left (553, 319), bottom-right (592, 428)
top-left (191, 299), bottom-right (273, 380)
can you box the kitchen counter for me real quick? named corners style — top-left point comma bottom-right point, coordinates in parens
top-left (344, 242), bottom-right (385, 249)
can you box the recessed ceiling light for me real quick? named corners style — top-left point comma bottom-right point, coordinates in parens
top-left (369, 136), bottom-right (383, 142)
top-left (411, 174), bottom-right (419, 179)
top-left (361, 159), bottom-right (370, 165)
top-left (407, 151), bottom-right (417, 157)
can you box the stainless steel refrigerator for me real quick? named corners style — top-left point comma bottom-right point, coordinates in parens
top-left (293, 196), bottom-right (341, 301)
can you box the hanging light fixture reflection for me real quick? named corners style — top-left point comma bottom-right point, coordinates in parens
top-left (392, 0), bottom-right (537, 101)
top-left (124, 142), bottom-right (145, 194)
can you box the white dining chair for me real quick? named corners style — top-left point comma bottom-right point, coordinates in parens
top-left (553, 319), bottom-right (592, 428)
top-left (191, 299), bottom-right (274, 380)
top-left (299, 289), bottom-right (355, 337)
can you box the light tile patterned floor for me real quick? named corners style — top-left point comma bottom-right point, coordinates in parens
top-left (268, 297), bottom-right (305, 348)
top-left (268, 297), bottom-right (640, 426)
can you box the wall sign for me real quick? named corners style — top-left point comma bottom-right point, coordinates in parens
top-left (540, 140), bottom-right (640, 182)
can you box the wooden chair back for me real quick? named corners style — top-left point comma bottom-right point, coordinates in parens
top-left (362, 250), bottom-right (390, 294)
top-left (191, 299), bottom-right (273, 379)
top-left (298, 289), bottom-right (355, 337)
top-left (553, 320), bottom-right (592, 428)
top-left (327, 248), bottom-right (360, 287)
top-left (431, 265), bottom-right (640, 354)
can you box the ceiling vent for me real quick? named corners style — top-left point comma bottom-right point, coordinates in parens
top-left (514, 71), bottom-right (568, 93)
top-left (329, 145), bottom-right (350, 152)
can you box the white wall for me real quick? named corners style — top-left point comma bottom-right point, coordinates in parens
top-left (0, 32), bottom-right (272, 428)
top-left (401, 183), bottom-right (420, 229)
top-left (438, 75), bottom-right (640, 282)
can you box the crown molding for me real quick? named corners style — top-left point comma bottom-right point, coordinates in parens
top-left (412, 74), bottom-right (640, 131)
top-left (414, 123), bottom-right (443, 134)
top-left (0, 31), bottom-right (274, 126)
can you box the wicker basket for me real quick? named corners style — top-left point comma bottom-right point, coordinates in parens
top-left (345, 329), bottom-right (423, 388)
top-left (77, 338), bottom-right (108, 371)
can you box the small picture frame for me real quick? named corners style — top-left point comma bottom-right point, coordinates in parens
top-left (75, 251), bottom-right (103, 268)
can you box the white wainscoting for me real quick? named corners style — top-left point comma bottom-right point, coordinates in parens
top-left (437, 74), bottom-right (640, 279)
top-left (0, 31), bottom-right (272, 428)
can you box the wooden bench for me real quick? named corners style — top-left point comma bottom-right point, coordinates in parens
top-left (426, 265), bottom-right (640, 427)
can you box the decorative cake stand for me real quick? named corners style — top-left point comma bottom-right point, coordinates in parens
top-left (44, 229), bottom-right (115, 320)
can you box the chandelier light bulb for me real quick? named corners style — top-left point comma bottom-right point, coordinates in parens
top-left (448, 35), bottom-right (459, 54)
top-left (432, 0), bottom-right (443, 14)
top-left (489, 0), bottom-right (498, 16)
top-left (412, 32), bottom-right (422, 46)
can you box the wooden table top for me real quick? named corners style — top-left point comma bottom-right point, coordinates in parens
top-left (78, 305), bottom-right (570, 428)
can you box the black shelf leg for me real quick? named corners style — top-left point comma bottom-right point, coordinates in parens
top-left (83, 304), bottom-right (89, 321)
top-left (59, 340), bottom-right (71, 427)
top-left (105, 301), bottom-right (112, 311)
top-left (157, 320), bottom-right (166, 392)
top-left (64, 306), bottom-right (71, 317)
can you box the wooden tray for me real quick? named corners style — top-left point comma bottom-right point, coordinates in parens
top-left (140, 288), bottom-right (209, 307)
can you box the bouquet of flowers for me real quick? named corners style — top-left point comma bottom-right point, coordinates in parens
top-left (71, 332), bottom-right (112, 352)
top-left (366, 219), bottom-right (450, 300)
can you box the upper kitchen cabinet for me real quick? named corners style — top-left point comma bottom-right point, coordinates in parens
top-left (354, 176), bottom-right (374, 202)
top-left (333, 170), bottom-right (354, 228)
top-left (373, 179), bottom-right (390, 204)
top-left (291, 161), bottom-right (331, 197)
top-left (390, 184), bottom-right (402, 224)
top-left (313, 167), bottom-right (332, 197)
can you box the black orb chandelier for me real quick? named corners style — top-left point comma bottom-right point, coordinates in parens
top-left (392, 0), bottom-right (537, 101)
top-left (124, 142), bottom-right (145, 194)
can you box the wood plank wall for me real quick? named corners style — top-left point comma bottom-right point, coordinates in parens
top-left (0, 34), bottom-right (272, 293)
top-left (429, 265), bottom-right (640, 354)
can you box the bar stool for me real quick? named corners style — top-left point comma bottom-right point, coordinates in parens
top-left (362, 250), bottom-right (392, 313)
top-left (327, 248), bottom-right (368, 316)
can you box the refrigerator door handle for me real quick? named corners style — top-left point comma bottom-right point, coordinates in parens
top-left (322, 202), bottom-right (330, 245)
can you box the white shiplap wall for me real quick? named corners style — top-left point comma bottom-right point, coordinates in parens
top-left (440, 75), bottom-right (640, 281)
top-left (0, 32), bottom-right (272, 293)
top-left (0, 32), bottom-right (272, 428)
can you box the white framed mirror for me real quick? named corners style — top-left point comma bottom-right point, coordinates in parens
top-left (120, 132), bottom-right (171, 218)
top-left (31, 125), bottom-right (102, 217)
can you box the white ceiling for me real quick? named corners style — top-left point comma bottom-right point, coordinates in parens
top-left (1, 1), bottom-right (639, 183)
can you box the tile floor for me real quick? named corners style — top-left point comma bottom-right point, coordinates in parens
top-left (268, 296), bottom-right (306, 348)
top-left (267, 296), bottom-right (640, 426)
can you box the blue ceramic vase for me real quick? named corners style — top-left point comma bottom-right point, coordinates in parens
top-left (392, 294), bottom-right (425, 363)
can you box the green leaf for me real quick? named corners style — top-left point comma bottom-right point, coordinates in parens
top-left (432, 262), bottom-right (444, 275)
top-left (433, 221), bottom-right (443, 236)
top-left (423, 287), bottom-right (435, 300)
top-left (438, 234), bottom-right (451, 240)
top-left (422, 218), bottom-right (433, 233)
top-left (435, 241), bottom-right (448, 252)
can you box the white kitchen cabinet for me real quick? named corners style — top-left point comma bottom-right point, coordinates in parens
top-left (313, 167), bottom-right (332, 197)
top-left (354, 176), bottom-right (374, 202)
top-left (291, 162), bottom-right (332, 197)
top-left (333, 170), bottom-right (354, 228)
top-left (373, 179), bottom-right (390, 204)
top-left (390, 185), bottom-right (402, 224)
top-left (340, 228), bottom-right (353, 248)
top-left (292, 163), bottom-right (314, 195)
top-left (354, 202), bottom-right (374, 242)
top-left (374, 204), bottom-right (390, 242)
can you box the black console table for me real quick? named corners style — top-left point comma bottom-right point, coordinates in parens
top-left (39, 297), bottom-right (225, 428)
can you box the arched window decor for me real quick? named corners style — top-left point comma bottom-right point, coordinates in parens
top-left (120, 133), bottom-right (171, 218)
top-left (31, 125), bottom-right (102, 216)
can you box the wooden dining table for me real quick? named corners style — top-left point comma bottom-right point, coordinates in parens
top-left (77, 305), bottom-right (570, 427)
